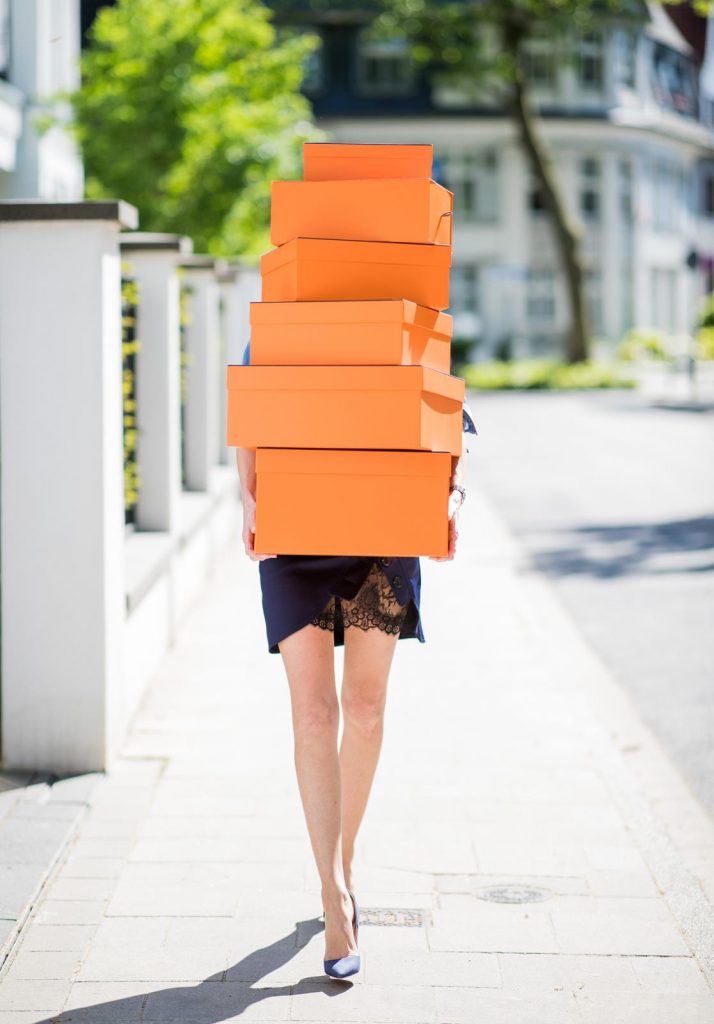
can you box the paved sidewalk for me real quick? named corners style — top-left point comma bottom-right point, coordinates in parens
top-left (1, 486), bottom-right (714, 1023)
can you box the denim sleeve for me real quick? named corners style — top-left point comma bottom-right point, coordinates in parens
top-left (241, 341), bottom-right (251, 366)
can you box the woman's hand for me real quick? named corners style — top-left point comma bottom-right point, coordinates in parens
top-left (242, 493), bottom-right (276, 561)
top-left (429, 498), bottom-right (459, 562)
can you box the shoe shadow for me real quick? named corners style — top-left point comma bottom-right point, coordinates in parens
top-left (29, 914), bottom-right (354, 1023)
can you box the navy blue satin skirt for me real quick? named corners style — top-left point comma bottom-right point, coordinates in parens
top-left (258, 554), bottom-right (424, 654)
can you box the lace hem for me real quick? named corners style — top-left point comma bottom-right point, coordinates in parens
top-left (310, 561), bottom-right (408, 636)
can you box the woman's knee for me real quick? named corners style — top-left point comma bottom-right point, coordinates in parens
top-left (341, 686), bottom-right (386, 736)
top-left (292, 692), bottom-right (340, 739)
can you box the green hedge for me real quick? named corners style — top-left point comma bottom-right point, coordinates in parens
top-left (459, 359), bottom-right (637, 390)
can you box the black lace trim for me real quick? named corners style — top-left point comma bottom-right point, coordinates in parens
top-left (310, 561), bottom-right (408, 636)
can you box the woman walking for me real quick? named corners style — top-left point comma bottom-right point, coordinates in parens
top-left (234, 366), bottom-right (475, 979)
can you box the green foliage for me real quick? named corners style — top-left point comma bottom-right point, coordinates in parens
top-left (121, 263), bottom-right (141, 515)
top-left (461, 358), bottom-right (636, 390)
top-left (695, 293), bottom-right (714, 359)
top-left (71, 0), bottom-right (320, 258)
top-left (616, 328), bottom-right (669, 362)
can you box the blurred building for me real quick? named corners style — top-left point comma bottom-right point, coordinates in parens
top-left (0, 0), bottom-right (83, 200)
top-left (80, 0), bottom-right (714, 357)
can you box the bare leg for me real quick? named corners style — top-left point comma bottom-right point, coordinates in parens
top-left (278, 621), bottom-right (357, 960)
top-left (339, 578), bottom-right (403, 891)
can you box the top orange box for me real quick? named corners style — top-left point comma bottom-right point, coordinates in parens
top-left (303, 143), bottom-right (433, 181)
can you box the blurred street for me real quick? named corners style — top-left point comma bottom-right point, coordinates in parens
top-left (471, 388), bottom-right (714, 816)
top-left (1, 450), bottom-right (713, 1021)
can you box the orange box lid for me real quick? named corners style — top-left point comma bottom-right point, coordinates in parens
top-left (249, 298), bottom-right (452, 335)
top-left (260, 237), bottom-right (452, 274)
top-left (226, 364), bottom-right (464, 402)
top-left (256, 447), bottom-right (451, 478)
top-left (269, 178), bottom-right (453, 246)
top-left (303, 143), bottom-right (433, 180)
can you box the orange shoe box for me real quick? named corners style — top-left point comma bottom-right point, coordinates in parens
top-left (260, 237), bottom-right (451, 310)
top-left (254, 448), bottom-right (451, 557)
top-left (226, 364), bottom-right (464, 454)
top-left (303, 143), bottom-right (433, 181)
top-left (270, 179), bottom-right (453, 247)
top-left (249, 299), bottom-right (452, 372)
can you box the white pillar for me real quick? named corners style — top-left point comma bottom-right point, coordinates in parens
top-left (0, 199), bottom-right (138, 772)
top-left (119, 232), bottom-right (192, 531)
top-left (180, 255), bottom-right (223, 491)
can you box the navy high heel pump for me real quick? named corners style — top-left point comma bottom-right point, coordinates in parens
top-left (323, 889), bottom-right (360, 979)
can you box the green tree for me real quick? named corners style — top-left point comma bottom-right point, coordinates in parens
top-left (373, 0), bottom-right (707, 362)
top-left (70, 0), bottom-right (319, 257)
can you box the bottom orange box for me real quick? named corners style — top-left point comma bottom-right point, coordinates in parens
top-left (254, 448), bottom-right (451, 557)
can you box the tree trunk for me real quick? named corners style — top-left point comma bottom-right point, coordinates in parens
top-left (504, 22), bottom-right (590, 363)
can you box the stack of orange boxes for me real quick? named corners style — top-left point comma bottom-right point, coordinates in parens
top-left (226, 142), bottom-right (465, 557)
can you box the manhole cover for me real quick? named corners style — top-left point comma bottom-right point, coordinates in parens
top-left (360, 907), bottom-right (428, 927)
top-left (475, 884), bottom-right (552, 904)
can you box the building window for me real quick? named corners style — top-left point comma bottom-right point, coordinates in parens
top-left (0, 0), bottom-right (9, 79)
top-left (528, 184), bottom-right (547, 216)
top-left (524, 35), bottom-right (557, 88)
top-left (703, 168), bottom-right (714, 217)
top-left (579, 156), bottom-right (601, 221)
top-left (439, 148), bottom-right (499, 223)
top-left (651, 267), bottom-right (678, 331)
top-left (652, 160), bottom-right (684, 232)
top-left (449, 264), bottom-right (481, 338)
top-left (450, 265), bottom-right (480, 314)
top-left (613, 28), bottom-right (637, 89)
top-left (527, 268), bottom-right (556, 322)
top-left (619, 159), bottom-right (634, 222)
top-left (585, 268), bottom-right (603, 333)
top-left (302, 31), bottom-right (325, 95)
top-left (355, 29), bottom-right (414, 96)
top-left (577, 30), bottom-right (604, 90)
top-left (652, 42), bottom-right (697, 118)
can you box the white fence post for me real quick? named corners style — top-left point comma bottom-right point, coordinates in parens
top-left (0, 199), bottom-right (138, 773)
top-left (119, 232), bottom-right (192, 532)
top-left (179, 255), bottom-right (224, 492)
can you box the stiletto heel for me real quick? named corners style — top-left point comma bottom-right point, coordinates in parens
top-left (323, 889), bottom-right (360, 979)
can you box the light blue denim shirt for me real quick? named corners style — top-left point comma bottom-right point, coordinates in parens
top-left (240, 340), bottom-right (478, 442)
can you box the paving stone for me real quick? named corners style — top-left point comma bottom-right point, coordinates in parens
top-left (497, 951), bottom-right (639, 993)
top-left (142, 981), bottom-right (291, 1021)
top-left (58, 857), bottom-right (125, 879)
top-left (77, 944), bottom-right (229, 982)
top-left (43, 877), bottom-right (116, 903)
top-left (18, 924), bottom-right (96, 952)
top-left (632, 955), bottom-right (712, 994)
top-left (0, 864), bottom-right (47, 918)
top-left (59, 979), bottom-right (159, 1021)
top-left (34, 900), bottom-right (107, 926)
top-left (0, 979), bottom-right (71, 1013)
top-left (427, 894), bottom-right (557, 955)
top-left (289, 981), bottom-right (436, 1022)
top-left (585, 868), bottom-right (659, 897)
top-left (4, 949), bottom-right (84, 980)
top-left (365, 949), bottom-right (501, 988)
top-left (575, 991), bottom-right (714, 1024)
top-left (549, 896), bottom-right (691, 956)
top-left (433, 986), bottom-right (580, 1024)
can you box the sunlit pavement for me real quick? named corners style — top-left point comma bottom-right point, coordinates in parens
top-left (1, 444), bottom-right (713, 1022)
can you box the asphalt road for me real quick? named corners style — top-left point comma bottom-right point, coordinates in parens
top-left (466, 386), bottom-right (714, 817)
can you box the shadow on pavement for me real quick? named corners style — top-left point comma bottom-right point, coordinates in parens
top-left (32, 915), bottom-right (354, 1023)
top-left (529, 515), bottom-right (714, 579)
